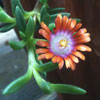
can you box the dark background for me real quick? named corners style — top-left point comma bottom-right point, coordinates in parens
top-left (2, 0), bottom-right (100, 100)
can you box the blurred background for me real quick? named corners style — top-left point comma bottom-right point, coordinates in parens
top-left (0, 0), bottom-right (100, 100)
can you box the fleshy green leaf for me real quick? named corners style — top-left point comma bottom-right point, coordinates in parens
top-left (33, 67), bottom-right (54, 93)
top-left (11, 0), bottom-right (25, 16)
top-left (3, 66), bottom-right (33, 95)
top-left (15, 6), bottom-right (26, 32)
top-left (0, 23), bottom-right (16, 32)
top-left (48, 23), bottom-right (55, 31)
top-left (48, 8), bottom-right (65, 14)
top-left (40, 5), bottom-right (47, 21)
top-left (25, 16), bottom-right (35, 38)
top-left (0, 7), bottom-right (15, 23)
top-left (51, 84), bottom-right (86, 95)
top-left (50, 12), bottom-right (70, 23)
top-left (9, 40), bottom-right (26, 50)
top-left (35, 61), bottom-right (58, 72)
top-left (19, 31), bottom-right (26, 40)
top-left (40, 5), bottom-right (50, 25)
top-left (43, 13), bottom-right (51, 25)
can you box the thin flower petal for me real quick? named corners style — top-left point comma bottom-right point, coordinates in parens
top-left (72, 51), bottom-right (85, 60)
top-left (72, 23), bottom-right (82, 33)
top-left (68, 58), bottom-right (76, 70)
top-left (52, 56), bottom-right (58, 63)
top-left (62, 16), bottom-right (68, 30)
top-left (58, 58), bottom-right (64, 69)
top-left (39, 29), bottom-right (50, 40)
top-left (74, 33), bottom-right (90, 38)
top-left (38, 54), bottom-right (46, 60)
top-left (69, 55), bottom-right (79, 63)
top-left (36, 40), bottom-right (49, 47)
top-left (67, 18), bottom-right (72, 30)
top-left (64, 57), bottom-right (70, 68)
top-left (55, 14), bottom-right (62, 32)
top-left (69, 19), bottom-right (76, 30)
top-left (74, 28), bottom-right (87, 37)
top-left (57, 56), bottom-right (62, 63)
top-left (75, 37), bottom-right (91, 43)
top-left (75, 45), bottom-right (92, 52)
top-left (46, 52), bottom-right (54, 59)
top-left (36, 48), bottom-right (49, 54)
top-left (40, 22), bottom-right (51, 34)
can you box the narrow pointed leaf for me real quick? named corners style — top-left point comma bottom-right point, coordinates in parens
top-left (0, 23), bottom-right (16, 32)
top-left (40, 5), bottom-right (47, 21)
top-left (51, 84), bottom-right (86, 95)
top-left (48, 8), bottom-right (65, 14)
top-left (40, 5), bottom-right (50, 25)
top-left (15, 6), bottom-right (26, 32)
top-left (35, 61), bottom-right (58, 72)
top-left (19, 31), bottom-right (26, 40)
top-left (0, 7), bottom-right (15, 23)
top-left (3, 66), bottom-right (33, 95)
top-left (25, 17), bottom-right (35, 38)
top-left (43, 13), bottom-right (51, 25)
top-left (9, 40), bottom-right (26, 50)
top-left (11, 0), bottom-right (25, 16)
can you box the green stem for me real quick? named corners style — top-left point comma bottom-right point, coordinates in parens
top-left (27, 44), bottom-right (39, 67)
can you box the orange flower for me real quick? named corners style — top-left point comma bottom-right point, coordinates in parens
top-left (36, 14), bottom-right (91, 70)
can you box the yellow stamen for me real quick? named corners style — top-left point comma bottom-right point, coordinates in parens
top-left (59, 40), bottom-right (68, 48)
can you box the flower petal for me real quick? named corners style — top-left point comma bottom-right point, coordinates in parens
top-left (40, 22), bottom-right (51, 34)
top-left (58, 58), bottom-right (64, 69)
top-left (74, 28), bottom-right (87, 37)
top-left (55, 14), bottom-right (62, 33)
top-left (62, 16), bottom-right (68, 30)
top-left (75, 45), bottom-right (92, 52)
top-left (64, 57), bottom-right (70, 68)
top-left (67, 18), bottom-right (72, 30)
top-left (69, 55), bottom-right (79, 63)
top-left (75, 35), bottom-right (91, 43)
top-left (72, 51), bottom-right (85, 60)
top-left (68, 58), bottom-right (76, 70)
top-left (39, 29), bottom-right (50, 40)
top-left (72, 23), bottom-right (82, 33)
top-left (52, 56), bottom-right (58, 63)
top-left (69, 19), bottom-right (76, 30)
top-left (46, 52), bottom-right (54, 59)
top-left (36, 40), bottom-right (49, 47)
top-left (38, 54), bottom-right (46, 60)
top-left (36, 48), bottom-right (49, 54)
top-left (74, 33), bottom-right (90, 38)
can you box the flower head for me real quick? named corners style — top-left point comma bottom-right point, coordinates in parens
top-left (36, 14), bottom-right (91, 70)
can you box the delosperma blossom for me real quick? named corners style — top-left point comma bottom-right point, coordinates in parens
top-left (36, 14), bottom-right (91, 70)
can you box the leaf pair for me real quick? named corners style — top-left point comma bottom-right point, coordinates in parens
top-left (33, 67), bottom-right (86, 95)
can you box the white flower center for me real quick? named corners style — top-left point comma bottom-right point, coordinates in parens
top-left (50, 31), bottom-right (74, 58)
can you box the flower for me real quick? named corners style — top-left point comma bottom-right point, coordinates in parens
top-left (36, 14), bottom-right (91, 70)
